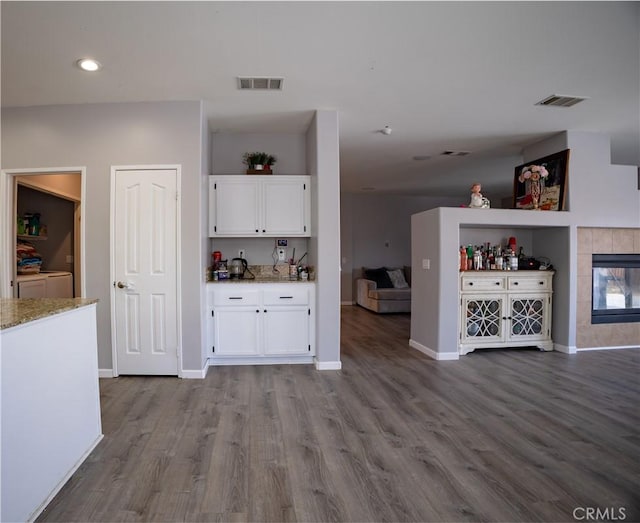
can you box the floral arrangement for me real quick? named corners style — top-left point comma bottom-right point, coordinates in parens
top-left (518, 164), bottom-right (549, 183)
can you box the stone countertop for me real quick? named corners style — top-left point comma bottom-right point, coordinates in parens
top-left (0, 298), bottom-right (99, 331)
top-left (207, 277), bottom-right (315, 284)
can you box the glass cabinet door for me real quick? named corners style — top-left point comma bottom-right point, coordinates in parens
top-left (508, 294), bottom-right (548, 340)
top-left (461, 295), bottom-right (504, 343)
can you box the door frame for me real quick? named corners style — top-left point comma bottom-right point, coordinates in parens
top-left (109, 165), bottom-right (183, 377)
top-left (0, 167), bottom-right (87, 299)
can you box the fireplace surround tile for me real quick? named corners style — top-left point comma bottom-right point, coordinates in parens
top-left (577, 228), bottom-right (593, 254)
top-left (592, 228), bottom-right (613, 253)
top-left (576, 227), bottom-right (640, 349)
top-left (612, 229), bottom-right (636, 253)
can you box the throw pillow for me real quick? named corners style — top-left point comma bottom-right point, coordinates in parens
top-left (387, 268), bottom-right (409, 289)
top-left (364, 267), bottom-right (394, 289)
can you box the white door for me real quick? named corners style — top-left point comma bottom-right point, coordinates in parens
top-left (113, 168), bottom-right (179, 375)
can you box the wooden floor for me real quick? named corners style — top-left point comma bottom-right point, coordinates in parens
top-left (39, 306), bottom-right (640, 522)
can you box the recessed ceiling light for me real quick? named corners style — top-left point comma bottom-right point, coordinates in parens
top-left (76, 58), bottom-right (101, 72)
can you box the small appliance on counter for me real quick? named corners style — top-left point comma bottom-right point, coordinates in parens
top-left (229, 258), bottom-right (255, 279)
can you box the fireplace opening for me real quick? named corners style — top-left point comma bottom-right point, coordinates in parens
top-left (592, 254), bottom-right (640, 324)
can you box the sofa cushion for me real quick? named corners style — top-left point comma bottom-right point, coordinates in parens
top-left (368, 288), bottom-right (411, 301)
top-left (387, 268), bottom-right (409, 289)
top-left (364, 267), bottom-right (393, 288)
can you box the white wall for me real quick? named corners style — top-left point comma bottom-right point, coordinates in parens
top-left (307, 110), bottom-right (341, 369)
top-left (199, 104), bottom-right (211, 371)
top-left (2, 101), bottom-right (205, 371)
top-left (211, 133), bottom-right (306, 175)
top-left (340, 193), bottom-right (460, 303)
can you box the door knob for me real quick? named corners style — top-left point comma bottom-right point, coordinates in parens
top-left (116, 281), bottom-right (129, 289)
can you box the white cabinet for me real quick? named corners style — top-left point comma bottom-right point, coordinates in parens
top-left (207, 283), bottom-right (315, 364)
top-left (459, 271), bottom-right (554, 355)
top-left (208, 175), bottom-right (310, 237)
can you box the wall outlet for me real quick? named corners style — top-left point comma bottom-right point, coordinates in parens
top-left (422, 258), bottom-right (431, 270)
top-left (277, 248), bottom-right (286, 261)
top-left (238, 249), bottom-right (245, 259)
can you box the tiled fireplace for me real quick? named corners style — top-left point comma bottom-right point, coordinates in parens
top-left (577, 228), bottom-right (640, 348)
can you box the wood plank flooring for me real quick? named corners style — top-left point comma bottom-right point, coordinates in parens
top-left (38, 306), bottom-right (640, 522)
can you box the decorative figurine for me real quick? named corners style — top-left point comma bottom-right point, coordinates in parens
top-left (469, 182), bottom-right (490, 208)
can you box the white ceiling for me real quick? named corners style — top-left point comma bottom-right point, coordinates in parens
top-left (2, 1), bottom-right (639, 198)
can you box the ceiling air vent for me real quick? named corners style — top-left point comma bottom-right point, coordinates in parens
top-left (442, 150), bottom-right (471, 157)
top-left (536, 94), bottom-right (588, 108)
top-left (237, 77), bottom-right (284, 90)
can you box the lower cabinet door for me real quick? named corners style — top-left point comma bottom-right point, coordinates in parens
top-left (507, 293), bottom-right (550, 341)
top-left (213, 307), bottom-right (260, 356)
top-left (263, 307), bottom-right (310, 355)
top-left (461, 294), bottom-right (504, 344)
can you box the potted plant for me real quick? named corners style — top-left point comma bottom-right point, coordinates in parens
top-left (243, 152), bottom-right (277, 174)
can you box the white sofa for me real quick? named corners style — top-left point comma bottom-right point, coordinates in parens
top-left (355, 266), bottom-right (411, 313)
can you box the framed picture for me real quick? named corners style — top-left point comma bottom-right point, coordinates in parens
top-left (513, 149), bottom-right (570, 211)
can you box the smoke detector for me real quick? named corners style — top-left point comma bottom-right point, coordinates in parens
top-left (237, 77), bottom-right (284, 90)
top-left (536, 94), bottom-right (588, 107)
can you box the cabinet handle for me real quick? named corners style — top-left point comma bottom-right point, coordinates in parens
top-left (539, 281), bottom-right (544, 285)
top-left (468, 282), bottom-right (473, 286)
top-left (229, 297), bottom-right (243, 300)
top-left (264, 309), bottom-right (267, 313)
top-left (262, 229), bottom-right (266, 233)
top-left (256, 229), bottom-right (259, 233)
top-left (513, 282), bottom-right (519, 285)
top-left (279, 296), bottom-right (293, 299)
top-left (495, 282), bottom-right (500, 285)
top-left (256, 309), bottom-right (259, 313)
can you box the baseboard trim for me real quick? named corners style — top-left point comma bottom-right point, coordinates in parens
top-left (181, 366), bottom-right (209, 379)
top-left (210, 356), bottom-right (313, 366)
top-left (314, 359), bottom-right (342, 370)
top-left (576, 345), bottom-right (640, 352)
top-left (98, 369), bottom-right (114, 378)
top-left (409, 339), bottom-right (459, 361)
top-left (553, 343), bottom-right (577, 354)
top-left (340, 301), bottom-right (355, 306)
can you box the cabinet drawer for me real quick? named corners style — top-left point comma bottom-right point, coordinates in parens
top-left (508, 276), bottom-right (551, 291)
top-left (263, 287), bottom-right (309, 306)
top-left (461, 275), bottom-right (505, 291)
top-left (212, 288), bottom-right (260, 306)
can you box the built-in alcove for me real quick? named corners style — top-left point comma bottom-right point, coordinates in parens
top-left (591, 254), bottom-right (640, 324)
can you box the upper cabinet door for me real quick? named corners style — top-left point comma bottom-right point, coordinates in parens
top-left (209, 177), bottom-right (260, 236)
top-left (262, 177), bottom-right (309, 236)
top-left (209, 176), bottom-right (310, 237)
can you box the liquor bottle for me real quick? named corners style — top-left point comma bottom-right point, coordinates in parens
top-left (459, 246), bottom-right (467, 271)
